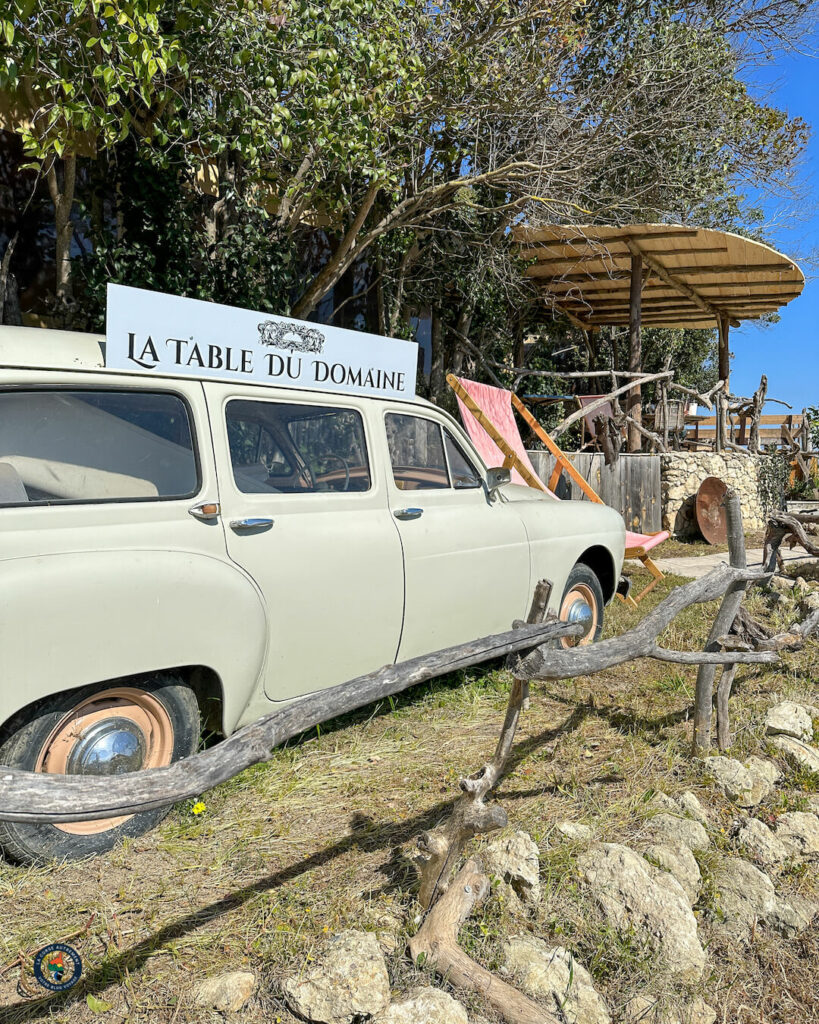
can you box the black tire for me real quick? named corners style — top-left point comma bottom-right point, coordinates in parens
top-left (558, 564), bottom-right (605, 647)
top-left (0, 674), bottom-right (200, 866)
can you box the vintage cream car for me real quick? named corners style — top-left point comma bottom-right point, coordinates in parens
top-left (0, 324), bottom-right (625, 864)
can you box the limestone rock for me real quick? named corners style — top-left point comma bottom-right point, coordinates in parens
top-left (622, 995), bottom-right (665, 1023)
top-left (555, 821), bottom-right (594, 842)
top-left (194, 971), bottom-right (256, 1013)
top-left (764, 702), bottom-right (813, 742)
top-left (705, 757), bottom-right (769, 807)
top-left (710, 858), bottom-right (804, 940)
top-left (733, 816), bottom-right (789, 871)
top-left (745, 756), bottom-right (781, 789)
top-left (643, 843), bottom-right (701, 905)
top-left (765, 895), bottom-right (817, 938)
top-left (769, 734), bottom-right (819, 773)
top-left (482, 830), bottom-right (541, 905)
top-left (677, 791), bottom-right (709, 826)
top-left (647, 792), bottom-right (679, 814)
top-left (503, 936), bottom-right (610, 1024)
top-left (578, 843), bottom-right (705, 982)
top-left (685, 999), bottom-right (718, 1024)
top-left (711, 858), bottom-right (776, 939)
top-left (283, 930), bottom-right (390, 1024)
top-left (645, 813), bottom-right (709, 853)
top-left (774, 812), bottom-right (819, 859)
top-left (373, 987), bottom-right (468, 1024)
top-left (621, 995), bottom-right (715, 1024)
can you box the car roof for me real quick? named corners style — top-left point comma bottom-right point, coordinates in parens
top-left (0, 326), bottom-right (107, 371)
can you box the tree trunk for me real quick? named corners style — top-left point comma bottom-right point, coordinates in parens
top-left (292, 183), bottom-right (380, 319)
top-left (46, 154), bottom-right (77, 306)
top-left (0, 232), bottom-right (18, 325)
top-left (429, 312), bottom-right (446, 404)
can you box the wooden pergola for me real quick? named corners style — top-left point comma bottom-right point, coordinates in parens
top-left (513, 223), bottom-right (804, 449)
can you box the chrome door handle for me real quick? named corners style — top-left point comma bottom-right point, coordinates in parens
top-left (230, 517), bottom-right (274, 530)
top-left (393, 508), bottom-right (423, 521)
top-left (188, 501), bottom-right (220, 520)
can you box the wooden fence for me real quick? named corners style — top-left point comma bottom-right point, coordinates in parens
top-left (527, 451), bottom-right (662, 533)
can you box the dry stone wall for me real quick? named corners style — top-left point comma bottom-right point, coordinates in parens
top-left (661, 452), bottom-right (766, 536)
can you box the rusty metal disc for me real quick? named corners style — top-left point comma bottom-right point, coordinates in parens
top-left (696, 476), bottom-right (729, 545)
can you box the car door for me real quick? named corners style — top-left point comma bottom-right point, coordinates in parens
top-left (383, 407), bottom-right (531, 661)
top-left (207, 383), bottom-right (405, 701)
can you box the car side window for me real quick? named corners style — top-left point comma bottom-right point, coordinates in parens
top-left (443, 428), bottom-right (482, 489)
top-left (0, 389), bottom-right (198, 506)
top-left (385, 413), bottom-right (451, 490)
top-left (226, 399), bottom-right (371, 493)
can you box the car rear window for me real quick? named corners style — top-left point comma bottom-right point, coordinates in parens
top-left (0, 389), bottom-right (198, 506)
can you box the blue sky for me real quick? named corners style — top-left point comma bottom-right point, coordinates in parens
top-left (729, 46), bottom-right (818, 411)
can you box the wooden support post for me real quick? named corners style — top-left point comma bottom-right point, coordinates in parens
top-left (718, 316), bottom-right (730, 391)
top-left (715, 390), bottom-right (726, 453)
top-left (627, 252), bottom-right (643, 452)
top-left (692, 490), bottom-right (746, 756)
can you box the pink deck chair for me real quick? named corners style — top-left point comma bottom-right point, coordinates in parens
top-left (447, 374), bottom-right (670, 608)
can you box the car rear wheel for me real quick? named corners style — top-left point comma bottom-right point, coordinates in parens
top-left (558, 564), bottom-right (604, 647)
top-left (0, 675), bottom-right (199, 865)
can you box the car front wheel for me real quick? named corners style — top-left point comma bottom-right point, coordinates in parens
top-left (0, 675), bottom-right (200, 865)
top-left (558, 564), bottom-right (604, 648)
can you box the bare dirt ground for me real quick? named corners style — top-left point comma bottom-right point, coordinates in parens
top-left (1, 566), bottom-right (817, 1024)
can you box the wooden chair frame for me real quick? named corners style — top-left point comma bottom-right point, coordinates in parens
top-left (447, 374), bottom-right (667, 608)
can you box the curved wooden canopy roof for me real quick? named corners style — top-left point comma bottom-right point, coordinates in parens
top-left (513, 223), bottom-right (804, 330)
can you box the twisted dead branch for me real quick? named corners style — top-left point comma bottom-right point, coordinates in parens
top-left (0, 619), bottom-right (579, 824)
top-left (763, 510), bottom-right (819, 572)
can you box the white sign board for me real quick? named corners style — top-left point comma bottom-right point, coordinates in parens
top-left (105, 284), bottom-right (418, 400)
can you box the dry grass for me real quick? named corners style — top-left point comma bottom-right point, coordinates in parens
top-left (0, 568), bottom-right (816, 1024)
top-left (656, 530), bottom-right (767, 560)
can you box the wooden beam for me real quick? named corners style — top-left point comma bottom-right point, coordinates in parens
top-left (533, 279), bottom-right (802, 297)
top-left (523, 246), bottom-right (729, 263)
top-left (516, 227), bottom-right (699, 245)
top-left (718, 316), bottom-right (730, 389)
top-left (627, 252), bottom-right (643, 452)
top-left (527, 267), bottom-right (635, 281)
top-left (543, 298), bottom-right (592, 330)
top-left (509, 393), bottom-right (605, 504)
top-left (528, 261), bottom-right (795, 284)
top-left (624, 237), bottom-right (730, 326)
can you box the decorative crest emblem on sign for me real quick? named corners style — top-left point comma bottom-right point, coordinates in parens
top-left (257, 320), bottom-right (325, 355)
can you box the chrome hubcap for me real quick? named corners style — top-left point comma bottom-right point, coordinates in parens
top-left (65, 717), bottom-right (147, 776)
top-left (565, 597), bottom-right (593, 636)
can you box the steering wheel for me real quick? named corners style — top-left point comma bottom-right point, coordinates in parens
top-left (318, 454), bottom-right (351, 491)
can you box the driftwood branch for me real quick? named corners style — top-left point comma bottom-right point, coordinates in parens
top-left (410, 858), bottom-right (560, 1024)
top-left (0, 619), bottom-right (580, 824)
top-left (548, 371), bottom-right (673, 441)
top-left (667, 379), bottom-right (725, 412)
top-left (514, 562), bottom-right (774, 683)
top-left (415, 582), bottom-right (553, 909)
top-left (692, 490), bottom-right (746, 755)
top-left (763, 511), bottom-right (819, 572)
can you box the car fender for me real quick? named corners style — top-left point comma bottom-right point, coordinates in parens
top-left (0, 549), bottom-right (267, 735)
top-left (504, 488), bottom-right (627, 605)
